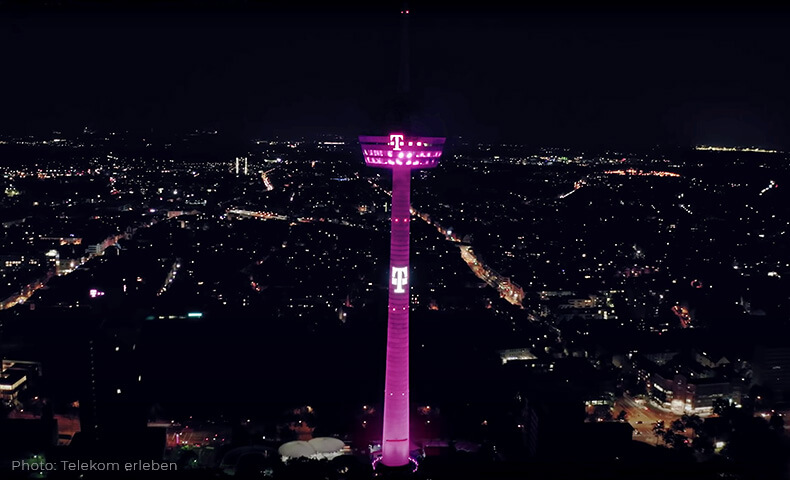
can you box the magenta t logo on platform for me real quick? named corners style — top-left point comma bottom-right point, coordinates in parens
top-left (389, 134), bottom-right (405, 151)
top-left (391, 267), bottom-right (408, 293)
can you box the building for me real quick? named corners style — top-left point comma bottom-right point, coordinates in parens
top-left (85, 243), bottom-right (104, 255)
top-left (0, 359), bottom-right (41, 405)
top-left (541, 291), bottom-right (618, 323)
top-left (75, 325), bottom-right (164, 461)
top-left (694, 349), bottom-right (731, 369)
top-left (520, 392), bottom-right (585, 460)
top-left (643, 358), bottom-right (741, 415)
top-left (0, 254), bottom-right (44, 270)
top-left (753, 345), bottom-right (790, 402)
top-left (499, 348), bottom-right (537, 365)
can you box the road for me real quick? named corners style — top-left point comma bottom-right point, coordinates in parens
top-left (614, 395), bottom-right (685, 444)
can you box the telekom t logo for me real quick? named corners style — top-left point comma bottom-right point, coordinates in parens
top-left (389, 134), bottom-right (404, 151)
top-left (392, 267), bottom-right (408, 293)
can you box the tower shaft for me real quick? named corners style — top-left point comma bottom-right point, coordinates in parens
top-left (360, 134), bottom-right (445, 470)
top-left (382, 167), bottom-right (411, 466)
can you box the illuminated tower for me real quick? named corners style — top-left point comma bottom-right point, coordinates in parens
top-left (360, 6), bottom-right (445, 470)
top-left (361, 143), bottom-right (444, 472)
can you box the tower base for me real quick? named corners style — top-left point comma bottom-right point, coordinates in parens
top-left (372, 457), bottom-right (419, 479)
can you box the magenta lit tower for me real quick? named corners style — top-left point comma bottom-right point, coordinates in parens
top-left (360, 6), bottom-right (445, 469)
top-left (360, 137), bottom-right (444, 469)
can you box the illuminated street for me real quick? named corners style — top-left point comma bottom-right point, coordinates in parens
top-left (615, 395), bottom-right (688, 444)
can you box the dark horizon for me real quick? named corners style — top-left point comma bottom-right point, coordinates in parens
top-left (1, 2), bottom-right (788, 149)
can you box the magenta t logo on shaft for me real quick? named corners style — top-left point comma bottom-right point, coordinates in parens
top-left (391, 267), bottom-right (408, 293)
top-left (359, 133), bottom-right (445, 467)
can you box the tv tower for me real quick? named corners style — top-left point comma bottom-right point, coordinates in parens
top-left (360, 5), bottom-right (445, 472)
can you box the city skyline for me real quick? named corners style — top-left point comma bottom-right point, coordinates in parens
top-left (1, 2), bottom-right (789, 479)
top-left (0, 128), bottom-right (789, 478)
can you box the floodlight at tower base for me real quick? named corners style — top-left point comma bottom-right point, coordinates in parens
top-left (372, 456), bottom-right (419, 478)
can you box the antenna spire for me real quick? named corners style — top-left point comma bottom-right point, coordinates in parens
top-left (398, 5), bottom-right (410, 95)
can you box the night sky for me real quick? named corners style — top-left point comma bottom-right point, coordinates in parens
top-left (1, 2), bottom-right (788, 148)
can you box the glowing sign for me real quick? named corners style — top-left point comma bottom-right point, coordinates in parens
top-left (392, 267), bottom-right (408, 293)
top-left (389, 134), bottom-right (404, 151)
top-left (360, 135), bottom-right (445, 170)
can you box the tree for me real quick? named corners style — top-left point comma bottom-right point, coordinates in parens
top-left (653, 421), bottom-right (666, 445)
top-left (176, 449), bottom-right (199, 470)
top-left (712, 398), bottom-right (729, 416)
top-left (722, 415), bottom-right (790, 479)
top-left (670, 419), bottom-right (686, 433)
top-left (616, 410), bottom-right (628, 422)
top-left (692, 434), bottom-right (715, 455)
top-left (653, 420), bottom-right (665, 433)
top-left (768, 413), bottom-right (784, 432)
top-left (663, 430), bottom-right (688, 449)
top-left (681, 414), bottom-right (703, 433)
top-left (0, 401), bottom-right (13, 419)
top-left (591, 405), bottom-right (613, 422)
